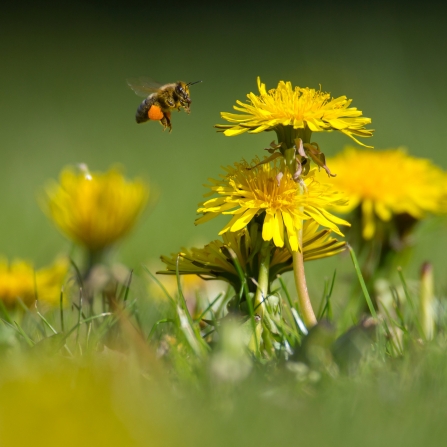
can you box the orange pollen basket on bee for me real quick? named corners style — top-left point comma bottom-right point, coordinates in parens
top-left (148, 105), bottom-right (164, 121)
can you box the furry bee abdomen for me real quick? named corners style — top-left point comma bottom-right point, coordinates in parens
top-left (135, 95), bottom-right (155, 123)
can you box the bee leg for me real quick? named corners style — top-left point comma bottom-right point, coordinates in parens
top-left (165, 112), bottom-right (172, 132)
top-left (160, 112), bottom-right (172, 132)
top-left (167, 98), bottom-right (175, 107)
top-left (160, 115), bottom-right (168, 131)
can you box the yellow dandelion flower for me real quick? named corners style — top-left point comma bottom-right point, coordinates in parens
top-left (43, 165), bottom-right (149, 251)
top-left (0, 257), bottom-right (68, 306)
top-left (0, 259), bottom-right (34, 306)
top-left (216, 77), bottom-right (373, 147)
top-left (322, 147), bottom-right (447, 239)
top-left (195, 157), bottom-right (349, 252)
top-left (159, 220), bottom-right (346, 287)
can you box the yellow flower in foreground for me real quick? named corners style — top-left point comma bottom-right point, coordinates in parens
top-left (195, 157), bottom-right (349, 252)
top-left (216, 77), bottom-right (373, 146)
top-left (43, 165), bottom-right (149, 251)
top-left (322, 147), bottom-right (447, 239)
top-left (159, 220), bottom-right (345, 285)
top-left (0, 257), bottom-right (68, 306)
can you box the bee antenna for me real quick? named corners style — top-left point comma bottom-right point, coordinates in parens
top-left (187, 80), bottom-right (202, 86)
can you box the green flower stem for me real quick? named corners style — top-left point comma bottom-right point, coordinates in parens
top-left (293, 179), bottom-right (317, 328)
top-left (83, 248), bottom-right (106, 310)
top-left (227, 247), bottom-right (260, 357)
top-left (253, 240), bottom-right (271, 318)
top-left (292, 228), bottom-right (317, 328)
top-left (86, 249), bottom-right (104, 275)
top-left (276, 125), bottom-right (317, 328)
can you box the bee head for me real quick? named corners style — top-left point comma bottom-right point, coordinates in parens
top-left (176, 80), bottom-right (201, 105)
top-left (175, 82), bottom-right (191, 104)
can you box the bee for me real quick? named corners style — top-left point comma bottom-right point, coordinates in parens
top-left (127, 77), bottom-right (201, 132)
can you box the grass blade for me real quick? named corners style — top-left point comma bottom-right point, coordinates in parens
top-left (347, 244), bottom-right (377, 319)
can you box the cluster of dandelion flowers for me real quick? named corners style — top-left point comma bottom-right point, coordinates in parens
top-left (160, 220), bottom-right (346, 286)
top-left (216, 77), bottom-right (373, 147)
top-left (195, 157), bottom-right (350, 252)
top-left (43, 165), bottom-right (149, 251)
top-left (0, 257), bottom-right (68, 307)
top-left (322, 147), bottom-right (447, 239)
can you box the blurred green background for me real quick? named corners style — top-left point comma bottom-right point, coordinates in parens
top-left (1, 1), bottom-right (447, 297)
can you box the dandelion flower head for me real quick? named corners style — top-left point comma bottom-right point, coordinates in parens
top-left (160, 220), bottom-right (346, 287)
top-left (217, 77), bottom-right (373, 146)
top-left (322, 147), bottom-right (447, 239)
top-left (0, 257), bottom-right (68, 306)
top-left (195, 156), bottom-right (349, 252)
top-left (43, 165), bottom-right (149, 251)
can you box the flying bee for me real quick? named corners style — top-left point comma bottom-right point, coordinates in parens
top-left (127, 77), bottom-right (201, 132)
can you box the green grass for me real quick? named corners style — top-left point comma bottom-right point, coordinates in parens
top-left (0, 247), bottom-right (445, 446)
top-left (1, 279), bottom-right (447, 446)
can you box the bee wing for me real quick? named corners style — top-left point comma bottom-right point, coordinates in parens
top-left (126, 77), bottom-right (164, 97)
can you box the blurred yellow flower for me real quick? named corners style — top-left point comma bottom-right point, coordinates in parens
top-left (195, 157), bottom-right (349, 252)
top-left (160, 220), bottom-right (346, 286)
top-left (0, 257), bottom-right (68, 306)
top-left (322, 147), bottom-right (447, 239)
top-left (216, 77), bottom-right (373, 146)
top-left (43, 165), bottom-right (149, 251)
